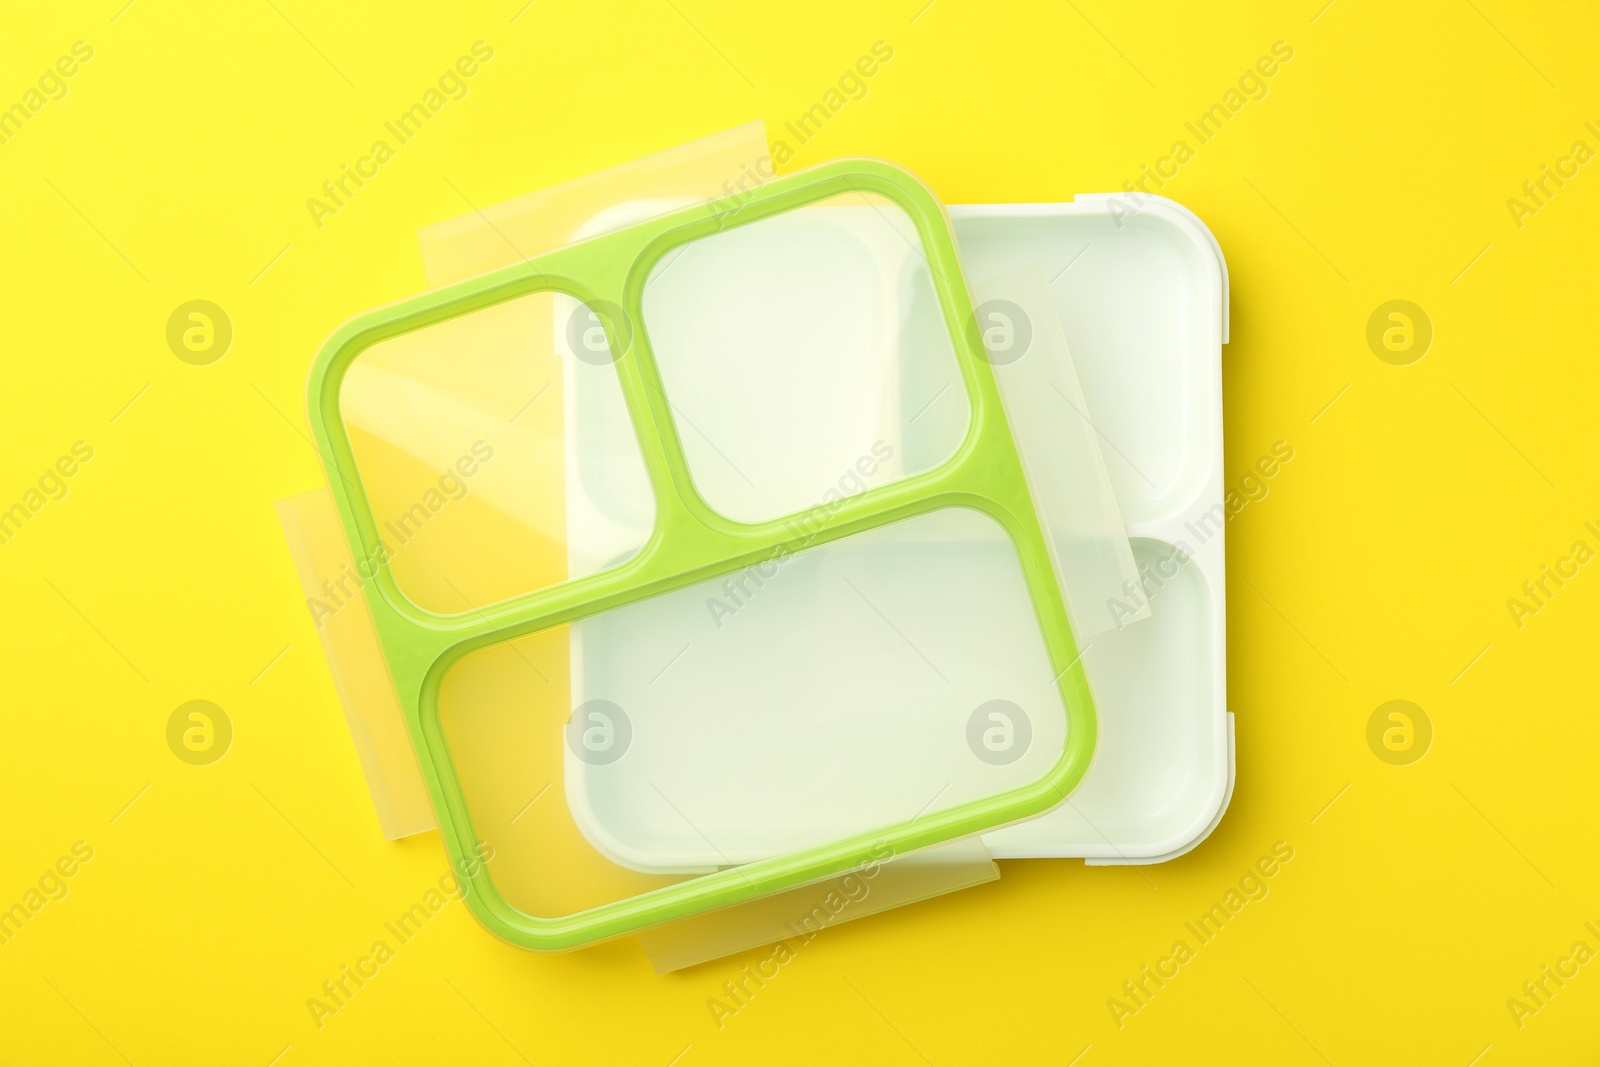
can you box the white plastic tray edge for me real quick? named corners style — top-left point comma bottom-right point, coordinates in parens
top-left (1085, 712), bottom-right (1235, 866)
top-left (954, 194), bottom-right (1230, 862)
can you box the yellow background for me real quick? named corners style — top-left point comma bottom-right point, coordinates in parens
top-left (3, 0), bottom-right (1598, 1063)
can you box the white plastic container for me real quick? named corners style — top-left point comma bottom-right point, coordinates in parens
top-left (563, 194), bottom-right (1231, 868)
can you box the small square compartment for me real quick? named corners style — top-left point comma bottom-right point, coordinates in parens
top-left (638, 191), bottom-right (971, 525)
top-left (337, 290), bottom-right (656, 616)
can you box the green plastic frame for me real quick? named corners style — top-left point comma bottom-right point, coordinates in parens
top-left (306, 158), bottom-right (1097, 951)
